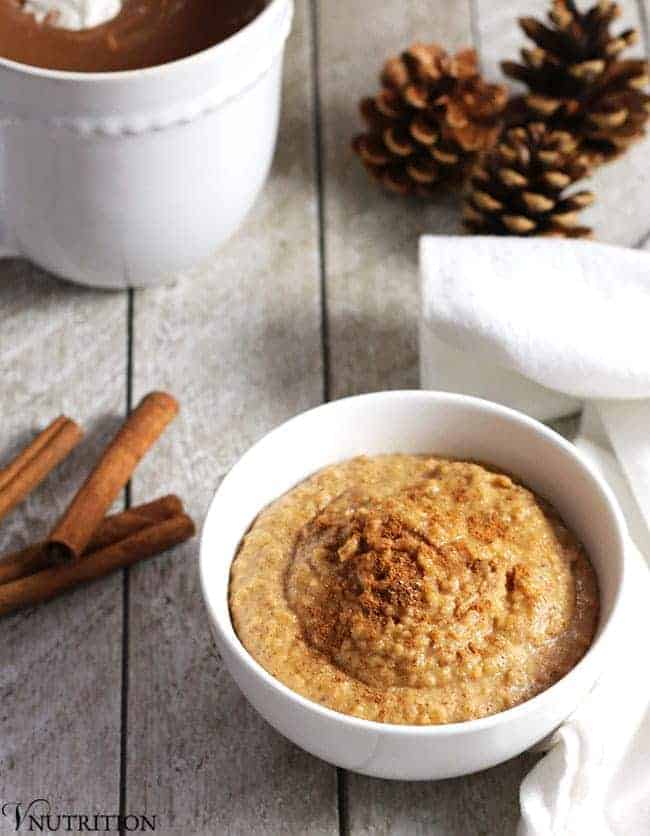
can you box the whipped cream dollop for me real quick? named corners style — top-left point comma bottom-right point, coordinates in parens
top-left (21, 0), bottom-right (123, 30)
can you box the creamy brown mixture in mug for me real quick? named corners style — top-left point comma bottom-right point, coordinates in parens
top-left (0, 0), bottom-right (266, 72)
top-left (229, 455), bottom-right (599, 725)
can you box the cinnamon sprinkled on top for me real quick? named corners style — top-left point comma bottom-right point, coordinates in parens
top-left (230, 455), bottom-right (599, 724)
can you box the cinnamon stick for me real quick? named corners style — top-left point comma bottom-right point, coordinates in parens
top-left (0, 494), bottom-right (183, 586)
top-left (48, 392), bottom-right (179, 563)
top-left (0, 512), bottom-right (195, 617)
top-left (86, 494), bottom-right (183, 552)
top-left (0, 416), bottom-right (83, 523)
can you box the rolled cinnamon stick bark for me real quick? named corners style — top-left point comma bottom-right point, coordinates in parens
top-left (48, 392), bottom-right (179, 563)
top-left (0, 494), bottom-right (183, 586)
top-left (0, 416), bottom-right (83, 522)
top-left (85, 494), bottom-right (183, 551)
top-left (0, 512), bottom-right (195, 617)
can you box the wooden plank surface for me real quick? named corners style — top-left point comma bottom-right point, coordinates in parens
top-left (317, 0), bottom-right (473, 399)
top-left (344, 755), bottom-right (540, 836)
top-left (123, 3), bottom-right (338, 834)
top-left (0, 262), bottom-right (127, 817)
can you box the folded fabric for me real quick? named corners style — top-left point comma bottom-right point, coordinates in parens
top-left (419, 235), bottom-right (650, 529)
top-left (519, 428), bottom-right (650, 836)
top-left (420, 237), bottom-right (650, 401)
top-left (419, 236), bottom-right (650, 836)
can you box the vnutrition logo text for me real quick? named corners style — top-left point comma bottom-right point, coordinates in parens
top-left (1, 799), bottom-right (156, 832)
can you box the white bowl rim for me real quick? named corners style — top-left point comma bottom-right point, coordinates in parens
top-left (200, 390), bottom-right (627, 737)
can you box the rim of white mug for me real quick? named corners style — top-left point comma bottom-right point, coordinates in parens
top-left (200, 390), bottom-right (628, 737)
top-left (0, 0), bottom-right (289, 83)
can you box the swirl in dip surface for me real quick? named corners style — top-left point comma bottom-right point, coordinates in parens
top-left (229, 455), bottom-right (599, 725)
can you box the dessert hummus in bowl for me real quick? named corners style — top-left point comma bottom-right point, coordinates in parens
top-left (200, 392), bottom-right (626, 780)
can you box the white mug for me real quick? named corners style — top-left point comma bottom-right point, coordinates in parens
top-left (0, 0), bottom-right (293, 289)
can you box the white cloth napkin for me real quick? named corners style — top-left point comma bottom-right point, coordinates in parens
top-left (519, 424), bottom-right (650, 836)
top-left (419, 236), bottom-right (650, 525)
top-left (419, 236), bottom-right (650, 836)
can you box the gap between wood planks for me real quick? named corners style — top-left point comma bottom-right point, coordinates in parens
top-left (310, 0), bottom-right (331, 405)
top-left (119, 287), bottom-right (135, 836)
top-left (309, 0), bottom-right (344, 831)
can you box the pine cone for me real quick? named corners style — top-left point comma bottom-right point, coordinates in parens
top-left (353, 43), bottom-right (508, 197)
top-left (463, 123), bottom-right (595, 237)
top-left (502, 0), bottom-right (650, 165)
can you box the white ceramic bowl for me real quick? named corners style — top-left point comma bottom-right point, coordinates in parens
top-left (200, 391), bottom-right (626, 780)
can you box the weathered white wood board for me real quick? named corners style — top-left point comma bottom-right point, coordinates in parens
top-left (123, 3), bottom-right (337, 834)
top-left (344, 754), bottom-right (540, 836)
top-left (317, 0), bottom-right (473, 399)
top-left (0, 261), bottom-right (127, 815)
